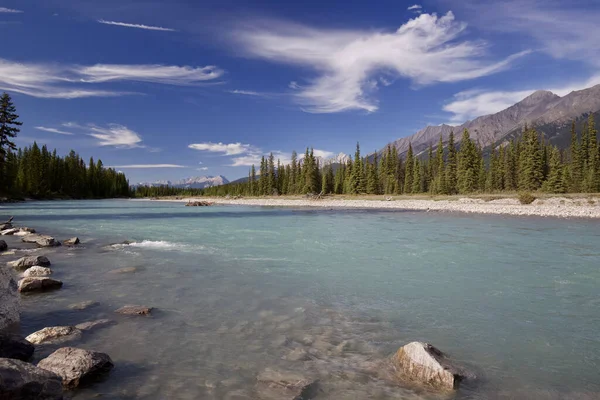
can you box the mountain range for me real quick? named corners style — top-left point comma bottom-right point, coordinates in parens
top-left (382, 84), bottom-right (600, 157)
top-left (137, 175), bottom-right (230, 189)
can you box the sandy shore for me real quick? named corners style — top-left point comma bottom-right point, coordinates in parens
top-left (155, 196), bottom-right (600, 219)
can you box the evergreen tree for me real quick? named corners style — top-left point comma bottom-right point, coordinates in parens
top-left (457, 129), bottom-right (479, 193)
top-left (403, 144), bottom-right (414, 194)
top-left (445, 132), bottom-right (457, 194)
top-left (366, 155), bottom-right (380, 194)
top-left (568, 121), bottom-right (583, 192)
top-left (542, 146), bottom-right (566, 193)
top-left (0, 93), bottom-right (22, 192)
top-left (518, 127), bottom-right (543, 191)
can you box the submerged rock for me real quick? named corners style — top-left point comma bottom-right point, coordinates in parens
top-left (256, 368), bottom-right (319, 400)
top-left (37, 347), bottom-right (114, 389)
top-left (0, 334), bottom-right (35, 361)
top-left (0, 266), bottom-right (19, 331)
top-left (8, 255), bottom-right (51, 271)
top-left (75, 319), bottom-right (114, 331)
top-left (108, 266), bottom-right (138, 274)
top-left (23, 266), bottom-right (53, 278)
top-left (18, 277), bottom-right (63, 293)
top-left (63, 237), bottom-right (80, 246)
top-left (390, 341), bottom-right (472, 390)
top-left (115, 305), bottom-right (153, 316)
top-left (284, 348), bottom-right (310, 362)
top-left (25, 326), bottom-right (82, 345)
top-left (22, 234), bottom-right (60, 248)
top-left (0, 240), bottom-right (6, 252)
top-left (68, 300), bottom-right (99, 310)
top-left (0, 358), bottom-right (63, 399)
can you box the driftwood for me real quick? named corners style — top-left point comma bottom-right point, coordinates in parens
top-left (2, 216), bottom-right (14, 225)
top-left (185, 201), bottom-right (213, 207)
top-left (305, 191), bottom-right (325, 200)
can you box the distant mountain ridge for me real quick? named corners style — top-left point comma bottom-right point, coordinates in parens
top-left (382, 84), bottom-right (600, 156)
top-left (137, 175), bottom-right (229, 189)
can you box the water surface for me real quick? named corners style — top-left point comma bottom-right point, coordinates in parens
top-left (1, 200), bottom-right (599, 399)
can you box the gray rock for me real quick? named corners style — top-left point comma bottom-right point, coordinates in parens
top-left (0, 334), bottom-right (35, 361)
top-left (0, 265), bottom-right (19, 331)
top-left (18, 228), bottom-right (36, 234)
top-left (63, 237), bottom-right (80, 246)
top-left (256, 368), bottom-right (319, 400)
top-left (0, 228), bottom-right (18, 236)
top-left (18, 277), bottom-right (63, 293)
top-left (284, 348), bottom-right (310, 362)
top-left (108, 266), bottom-right (138, 274)
top-left (390, 341), bottom-right (472, 390)
top-left (23, 266), bottom-right (53, 278)
top-left (0, 240), bottom-right (6, 252)
top-left (68, 300), bottom-right (99, 311)
top-left (21, 234), bottom-right (60, 248)
top-left (75, 319), bottom-right (113, 331)
top-left (0, 358), bottom-right (63, 399)
top-left (37, 347), bottom-right (114, 389)
top-left (25, 326), bottom-right (82, 345)
top-left (8, 255), bottom-right (51, 271)
top-left (114, 305), bottom-right (153, 316)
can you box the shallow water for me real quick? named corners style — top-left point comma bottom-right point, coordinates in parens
top-left (1, 200), bottom-right (600, 399)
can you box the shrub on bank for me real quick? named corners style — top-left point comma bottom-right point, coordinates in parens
top-left (518, 192), bottom-right (536, 205)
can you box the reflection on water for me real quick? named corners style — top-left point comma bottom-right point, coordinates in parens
top-left (2, 200), bottom-right (600, 399)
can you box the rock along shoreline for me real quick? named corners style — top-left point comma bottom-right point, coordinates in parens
top-left (151, 196), bottom-right (600, 219)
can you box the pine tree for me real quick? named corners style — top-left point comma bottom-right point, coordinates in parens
top-left (0, 93), bottom-right (22, 192)
top-left (445, 132), bottom-right (457, 194)
top-left (542, 146), bottom-right (566, 193)
top-left (366, 156), bottom-right (380, 194)
top-left (403, 144), bottom-right (414, 194)
top-left (411, 158), bottom-right (421, 194)
top-left (518, 127), bottom-right (543, 191)
top-left (584, 114), bottom-right (600, 192)
top-left (568, 121), bottom-right (582, 192)
top-left (432, 136), bottom-right (446, 194)
top-left (457, 129), bottom-right (479, 193)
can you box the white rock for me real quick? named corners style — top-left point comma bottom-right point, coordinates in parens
top-left (26, 326), bottom-right (82, 345)
top-left (23, 266), bottom-right (53, 277)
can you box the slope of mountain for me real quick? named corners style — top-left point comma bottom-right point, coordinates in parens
top-left (383, 84), bottom-right (600, 156)
top-left (137, 176), bottom-right (229, 189)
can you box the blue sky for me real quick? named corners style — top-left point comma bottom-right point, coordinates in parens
top-left (2, 0), bottom-right (599, 182)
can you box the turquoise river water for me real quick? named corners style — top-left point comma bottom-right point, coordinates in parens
top-left (1, 200), bottom-right (599, 399)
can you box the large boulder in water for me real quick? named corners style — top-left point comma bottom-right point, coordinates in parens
top-left (0, 265), bottom-right (19, 331)
top-left (0, 334), bottom-right (34, 361)
top-left (21, 234), bottom-right (60, 248)
top-left (8, 255), bottom-right (51, 271)
top-left (63, 237), bottom-right (80, 246)
top-left (37, 347), bottom-right (114, 389)
top-left (0, 358), bottom-right (63, 399)
top-left (114, 305), bottom-right (153, 316)
top-left (25, 326), bottom-right (82, 345)
top-left (23, 266), bottom-right (53, 278)
top-left (390, 342), bottom-right (472, 390)
top-left (18, 277), bottom-right (63, 293)
top-left (256, 368), bottom-right (319, 400)
top-left (0, 240), bottom-right (7, 252)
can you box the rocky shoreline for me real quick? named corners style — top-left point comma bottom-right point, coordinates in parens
top-left (0, 217), bottom-right (476, 399)
top-left (156, 196), bottom-right (600, 218)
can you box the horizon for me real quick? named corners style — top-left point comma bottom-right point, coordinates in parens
top-left (2, 0), bottom-right (599, 181)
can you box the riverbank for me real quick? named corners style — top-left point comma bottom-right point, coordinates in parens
top-left (153, 195), bottom-right (600, 218)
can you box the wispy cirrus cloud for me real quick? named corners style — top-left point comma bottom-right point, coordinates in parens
top-left (188, 142), bottom-right (256, 156)
top-left (407, 4), bottom-right (422, 11)
top-left (443, 74), bottom-right (600, 123)
top-left (0, 7), bottom-right (22, 13)
top-left (34, 126), bottom-right (74, 135)
top-left (227, 89), bottom-right (267, 96)
top-left (88, 124), bottom-right (144, 148)
top-left (0, 58), bottom-right (224, 99)
top-left (97, 19), bottom-right (175, 32)
top-left (230, 12), bottom-right (529, 113)
top-left (109, 164), bottom-right (186, 168)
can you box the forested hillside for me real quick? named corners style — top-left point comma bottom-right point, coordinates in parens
top-left (0, 92), bottom-right (130, 200)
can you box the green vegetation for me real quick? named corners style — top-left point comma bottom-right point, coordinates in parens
top-left (0, 92), bottom-right (130, 200)
top-left (200, 117), bottom-right (600, 197)
top-left (518, 192), bottom-right (537, 205)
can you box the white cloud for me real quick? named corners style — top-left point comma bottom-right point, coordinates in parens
top-left (109, 164), bottom-right (186, 168)
top-left (88, 124), bottom-right (143, 148)
top-left (228, 89), bottom-right (265, 96)
top-left (407, 4), bottom-right (422, 10)
top-left (0, 7), bottom-right (22, 13)
top-left (231, 12), bottom-right (529, 113)
top-left (0, 58), bottom-right (223, 99)
top-left (34, 126), bottom-right (75, 135)
top-left (188, 142), bottom-right (255, 155)
top-left (311, 149), bottom-right (335, 159)
top-left (97, 20), bottom-right (175, 32)
top-left (443, 74), bottom-right (600, 123)
top-left (197, 167), bottom-right (209, 171)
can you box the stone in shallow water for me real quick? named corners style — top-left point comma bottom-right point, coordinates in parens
top-left (21, 234), bottom-right (60, 248)
top-left (18, 277), bottom-right (63, 293)
top-left (256, 368), bottom-right (319, 400)
top-left (390, 341), bottom-right (473, 390)
top-left (108, 266), bottom-right (138, 274)
top-left (0, 266), bottom-right (19, 331)
top-left (0, 334), bottom-right (35, 361)
top-left (68, 300), bottom-right (99, 310)
top-left (284, 348), bottom-right (310, 361)
top-left (75, 319), bottom-right (114, 331)
top-left (0, 240), bottom-right (7, 252)
top-left (25, 326), bottom-right (82, 345)
top-left (115, 305), bottom-right (153, 315)
top-left (0, 358), bottom-right (63, 399)
top-left (63, 237), bottom-right (80, 246)
top-left (8, 255), bottom-right (51, 271)
top-left (37, 347), bottom-right (114, 389)
top-left (23, 266), bottom-right (53, 277)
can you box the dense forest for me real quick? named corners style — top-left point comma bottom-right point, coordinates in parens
top-left (198, 115), bottom-right (600, 197)
top-left (0, 93), bottom-right (130, 199)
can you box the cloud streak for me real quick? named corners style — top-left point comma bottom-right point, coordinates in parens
top-left (0, 7), bottom-right (22, 13)
top-left (110, 164), bottom-right (186, 168)
top-left (228, 89), bottom-right (266, 96)
top-left (0, 58), bottom-right (224, 99)
top-left (97, 19), bottom-right (175, 32)
top-left (407, 4), bottom-right (422, 10)
top-left (88, 124), bottom-right (144, 148)
top-left (231, 12), bottom-right (529, 113)
top-left (188, 142), bottom-right (256, 155)
top-left (34, 126), bottom-right (74, 135)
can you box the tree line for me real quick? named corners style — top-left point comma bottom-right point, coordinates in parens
top-left (0, 92), bottom-right (130, 199)
top-left (202, 114), bottom-right (600, 197)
